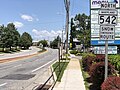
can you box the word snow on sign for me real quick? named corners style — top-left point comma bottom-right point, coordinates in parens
top-left (100, 25), bottom-right (115, 40)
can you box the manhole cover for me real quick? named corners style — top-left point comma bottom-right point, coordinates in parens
top-left (0, 74), bottom-right (36, 80)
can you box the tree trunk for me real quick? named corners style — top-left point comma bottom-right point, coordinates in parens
top-left (2, 47), bottom-right (4, 52)
top-left (15, 46), bottom-right (17, 50)
top-left (10, 46), bottom-right (12, 51)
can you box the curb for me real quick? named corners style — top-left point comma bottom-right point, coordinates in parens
top-left (48, 61), bottom-right (58, 90)
top-left (0, 50), bottom-right (48, 63)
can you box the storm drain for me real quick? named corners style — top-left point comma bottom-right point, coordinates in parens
top-left (0, 74), bottom-right (36, 80)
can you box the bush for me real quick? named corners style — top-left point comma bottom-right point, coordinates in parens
top-left (101, 76), bottom-right (120, 90)
top-left (82, 53), bottom-right (96, 72)
top-left (95, 54), bottom-right (105, 62)
top-left (89, 62), bottom-right (115, 90)
top-left (76, 53), bottom-right (82, 56)
top-left (109, 55), bottom-right (120, 74)
top-left (70, 50), bottom-right (78, 55)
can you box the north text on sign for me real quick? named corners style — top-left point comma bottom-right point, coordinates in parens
top-left (101, 3), bottom-right (116, 9)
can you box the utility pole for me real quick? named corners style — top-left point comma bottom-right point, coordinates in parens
top-left (64, 0), bottom-right (70, 55)
top-left (61, 30), bottom-right (64, 59)
top-left (58, 35), bottom-right (60, 73)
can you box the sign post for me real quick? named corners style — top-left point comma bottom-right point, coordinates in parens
top-left (105, 39), bottom-right (108, 80)
top-left (98, 2), bottom-right (117, 80)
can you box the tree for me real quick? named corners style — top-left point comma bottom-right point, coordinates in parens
top-left (13, 30), bottom-right (20, 49)
top-left (50, 36), bottom-right (61, 48)
top-left (0, 25), bottom-right (6, 51)
top-left (4, 23), bottom-right (20, 50)
top-left (70, 18), bottom-right (75, 49)
top-left (70, 13), bottom-right (91, 49)
top-left (20, 32), bottom-right (32, 49)
top-left (37, 40), bottom-right (48, 47)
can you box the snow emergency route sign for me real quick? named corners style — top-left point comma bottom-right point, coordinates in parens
top-left (98, 2), bottom-right (118, 40)
top-left (100, 25), bottom-right (115, 40)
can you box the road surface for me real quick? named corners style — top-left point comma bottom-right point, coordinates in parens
top-left (0, 48), bottom-right (58, 90)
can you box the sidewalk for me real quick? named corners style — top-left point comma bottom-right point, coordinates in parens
top-left (0, 46), bottom-right (40, 60)
top-left (53, 57), bottom-right (86, 90)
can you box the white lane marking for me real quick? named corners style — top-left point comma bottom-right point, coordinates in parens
top-left (31, 58), bottom-right (56, 73)
top-left (13, 64), bottom-right (22, 68)
top-left (0, 83), bottom-right (7, 87)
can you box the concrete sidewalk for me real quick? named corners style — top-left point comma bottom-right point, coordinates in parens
top-left (53, 57), bottom-right (86, 90)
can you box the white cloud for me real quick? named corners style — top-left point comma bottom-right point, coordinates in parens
top-left (32, 29), bottom-right (66, 41)
top-left (21, 14), bottom-right (33, 21)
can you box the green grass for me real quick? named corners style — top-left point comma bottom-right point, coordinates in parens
top-left (62, 57), bottom-right (70, 60)
top-left (82, 71), bottom-right (90, 90)
top-left (79, 60), bottom-right (90, 90)
top-left (52, 61), bottom-right (69, 82)
top-left (38, 48), bottom-right (46, 53)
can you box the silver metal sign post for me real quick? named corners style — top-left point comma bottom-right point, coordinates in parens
top-left (105, 39), bottom-right (108, 80)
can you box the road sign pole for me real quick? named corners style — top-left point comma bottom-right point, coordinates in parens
top-left (105, 40), bottom-right (108, 80)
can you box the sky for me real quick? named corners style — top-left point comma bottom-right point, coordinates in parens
top-left (0, 0), bottom-right (89, 42)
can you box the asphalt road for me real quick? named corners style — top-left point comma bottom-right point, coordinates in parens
top-left (0, 48), bottom-right (58, 90)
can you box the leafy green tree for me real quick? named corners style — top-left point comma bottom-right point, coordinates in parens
top-left (20, 32), bottom-right (32, 49)
top-left (70, 13), bottom-right (91, 49)
top-left (0, 25), bottom-right (6, 51)
top-left (37, 40), bottom-right (48, 47)
top-left (70, 18), bottom-right (76, 49)
top-left (50, 36), bottom-right (61, 48)
top-left (14, 30), bottom-right (20, 49)
top-left (5, 23), bottom-right (20, 50)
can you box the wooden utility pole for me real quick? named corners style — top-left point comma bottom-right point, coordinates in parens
top-left (64, 0), bottom-right (70, 55)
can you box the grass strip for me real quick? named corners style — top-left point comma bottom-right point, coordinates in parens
top-left (52, 61), bottom-right (69, 82)
top-left (79, 60), bottom-right (90, 90)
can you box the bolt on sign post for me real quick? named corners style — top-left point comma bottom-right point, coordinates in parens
top-left (98, 2), bottom-right (117, 80)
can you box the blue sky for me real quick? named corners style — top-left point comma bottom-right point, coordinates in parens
top-left (0, 0), bottom-right (89, 41)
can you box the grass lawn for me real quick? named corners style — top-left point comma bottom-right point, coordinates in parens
top-left (52, 61), bottom-right (69, 82)
top-left (82, 70), bottom-right (91, 90)
top-left (79, 60), bottom-right (91, 90)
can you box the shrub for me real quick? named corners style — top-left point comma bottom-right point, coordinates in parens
top-left (101, 76), bottom-right (120, 90)
top-left (70, 50), bottom-right (78, 55)
top-left (89, 62), bottom-right (115, 90)
top-left (95, 54), bottom-right (105, 62)
top-left (76, 53), bottom-right (81, 56)
top-left (82, 53), bottom-right (96, 72)
top-left (109, 55), bottom-right (120, 74)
